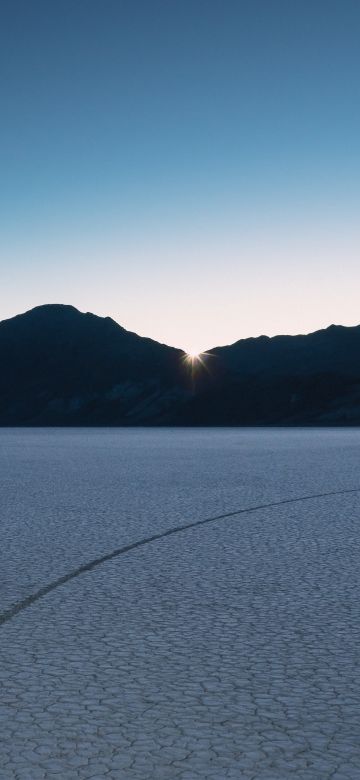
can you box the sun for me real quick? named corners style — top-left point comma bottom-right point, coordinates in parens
top-left (181, 349), bottom-right (213, 376)
top-left (182, 350), bottom-right (208, 369)
top-left (182, 350), bottom-right (203, 369)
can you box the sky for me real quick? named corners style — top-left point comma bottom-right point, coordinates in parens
top-left (1, 0), bottom-right (359, 353)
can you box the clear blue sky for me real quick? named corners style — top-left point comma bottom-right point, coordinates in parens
top-left (1, 0), bottom-right (359, 352)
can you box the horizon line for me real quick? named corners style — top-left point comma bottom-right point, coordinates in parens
top-left (1, 302), bottom-right (359, 355)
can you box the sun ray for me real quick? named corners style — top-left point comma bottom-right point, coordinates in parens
top-left (181, 350), bottom-right (215, 377)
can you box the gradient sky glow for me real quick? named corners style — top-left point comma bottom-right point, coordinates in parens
top-left (1, 0), bottom-right (359, 353)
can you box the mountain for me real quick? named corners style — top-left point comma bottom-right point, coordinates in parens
top-left (179, 326), bottom-right (360, 425)
top-left (0, 305), bottom-right (188, 425)
top-left (1, 304), bottom-right (360, 425)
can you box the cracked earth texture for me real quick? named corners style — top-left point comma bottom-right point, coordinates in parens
top-left (0, 428), bottom-right (359, 779)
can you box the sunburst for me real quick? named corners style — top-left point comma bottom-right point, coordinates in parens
top-left (181, 350), bottom-right (213, 374)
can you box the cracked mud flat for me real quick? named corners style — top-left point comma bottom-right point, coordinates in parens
top-left (0, 428), bottom-right (359, 779)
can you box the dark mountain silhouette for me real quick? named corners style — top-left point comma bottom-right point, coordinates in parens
top-left (1, 304), bottom-right (360, 425)
top-left (0, 305), bottom-right (188, 425)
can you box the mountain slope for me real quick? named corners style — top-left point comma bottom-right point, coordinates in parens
top-left (1, 305), bottom-right (360, 425)
top-left (0, 305), bottom-right (188, 425)
top-left (183, 324), bottom-right (360, 425)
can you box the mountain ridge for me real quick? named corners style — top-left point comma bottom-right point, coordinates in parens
top-left (2, 303), bottom-right (355, 352)
top-left (1, 305), bottom-right (360, 426)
